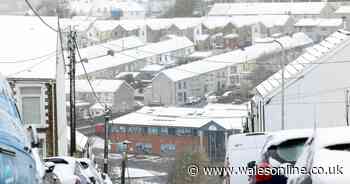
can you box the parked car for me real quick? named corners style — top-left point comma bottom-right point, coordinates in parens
top-left (251, 129), bottom-right (313, 184)
top-left (0, 74), bottom-right (39, 183)
top-left (287, 126), bottom-right (350, 184)
top-left (77, 158), bottom-right (104, 184)
top-left (44, 157), bottom-right (90, 184)
top-left (225, 132), bottom-right (270, 184)
top-left (185, 96), bottom-right (201, 105)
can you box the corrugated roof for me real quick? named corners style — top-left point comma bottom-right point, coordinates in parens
top-left (256, 30), bottom-right (350, 98)
top-left (209, 2), bottom-right (327, 16)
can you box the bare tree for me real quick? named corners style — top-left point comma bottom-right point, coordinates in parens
top-left (168, 148), bottom-right (209, 184)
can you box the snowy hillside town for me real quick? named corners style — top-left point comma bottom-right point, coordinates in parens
top-left (2, 0), bottom-right (350, 184)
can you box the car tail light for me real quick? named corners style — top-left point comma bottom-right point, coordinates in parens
top-left (255, 162), bottom-right (272, 183)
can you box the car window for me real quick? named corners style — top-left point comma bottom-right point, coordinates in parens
top-left (79, 161), bottom-right (89, 169)
top-left (44, 158), bottom-right (69, 164)
top-left (274, 138), bottom-right (308, 163)
top-left (326, 143), bottom-right (350, 151)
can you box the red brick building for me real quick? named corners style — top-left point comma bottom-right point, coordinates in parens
top-left (107, 104), bottom-right (247, 160)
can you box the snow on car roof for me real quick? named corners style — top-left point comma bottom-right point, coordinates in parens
top-left (312, 126), bottom-right (350, 149)
top-left (262, 128), bottom-right (313, 152)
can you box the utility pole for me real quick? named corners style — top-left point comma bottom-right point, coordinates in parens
top-left (104, 106), bottom-right (112, 174)
top-left (68, 27), bottom-right (77, 156)
top-left (121, 153), bottom-right (126, 184)
top-left (121, 141), bottom-right (131, 184)
top-left (346, 89), bottom-right (349, 126)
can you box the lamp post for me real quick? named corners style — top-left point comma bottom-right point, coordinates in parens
top-left (255, 38), bottom-right (286, 130)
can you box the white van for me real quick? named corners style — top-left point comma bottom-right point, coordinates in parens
top-left (225, 132), bottom-right (270, 184)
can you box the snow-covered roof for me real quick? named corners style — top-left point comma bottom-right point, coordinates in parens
top-left (93, 20), bottom-right (119, 32)
top-left (65, 80), bottom-right (126, 93)
top-left (256, 30), bottom-right (350, 99)
top-left (140, 64), bottom-right (165, 72)
top-left (90, 102), bottom-right (111, 110)
top-left (231, 15), bottom-right (291, 28)
top-left (224, 33), bottom-right (239, 39)
top-left (161, 32), bottom-right (312, 82)
top-left (115, 72), bottom-right (140, 79)
top-left (171, 18), bottom-right (202, 30)
top-left (76, 36), bottom-right (193, 75)
top-left (78, 36), bottom-right (145, 59)
top-left (335, 5), bottom-right (350, 14)
top-left (0, 15), bottom-right (57, 79)
top-left (111, 104), bottom-right (248, 130)
top-left (295, 18), bottom-right (343, 27)
top-left (189, 51), bottom-right (214, 59)
top-left (70, 0), bottom-right (145, 15)
top-left (209, 2), bottom-right (327, 16)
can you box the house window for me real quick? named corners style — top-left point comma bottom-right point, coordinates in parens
top-left (19, 86), bottom-right (43, 125)
top-left (183, 81), bottom-right (187, 89)
top-left (160, 144), bottom-right (176, 155)
top-left (135, 143), bottom-right (152, 154)
top-left (178, 82), bottom-right (182, 90)
top-left (177, 92), bottom-right (183, 102)
top-left (160, 127), bottom-right (168, 135)
top-left (176, 128), bottom-right (185, 136)
top-left (148, 127), bottom-right (159, 135)
top-left (168, 128), bottom-right (176, 136)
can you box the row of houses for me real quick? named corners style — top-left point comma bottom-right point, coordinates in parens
top-left (208, 2), bottom-right (333, 18)
top-left (69, 0), bottom-right (146, 20)
top-left (146, 32), bottom-right (313, 106)
top-left (251, 29), bottom-right (350, 132)
top-left (106, 103), bottom-right (248, 160)
top-left (75, 35), bottom-right (195, 79)
top-left (62, 15), bottom-right (345, 52)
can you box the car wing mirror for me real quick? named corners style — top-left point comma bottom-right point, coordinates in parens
top-left (247, 161), bottom-right (256, 168)
top-left (45, 162), bottom-right (55, 173)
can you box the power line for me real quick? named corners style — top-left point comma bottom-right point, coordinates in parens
top-left (24, 0), bottom-right (58, 32)
top-left (0, 51), bottom-right (57, 64)
top-left (7, 52), bottom-right (56, 77)
top-left (74, 39), bottom-right (108, 108)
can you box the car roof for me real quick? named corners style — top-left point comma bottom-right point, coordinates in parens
top-left (262, 128), bottom-right (313, 152)
top-left (313, 126), bottom-right (350, 148)
top-left (45, 156), bottom-right (77, 165)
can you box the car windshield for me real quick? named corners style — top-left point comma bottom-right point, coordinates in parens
top-left (275, 138), bottom-right (308, 163)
